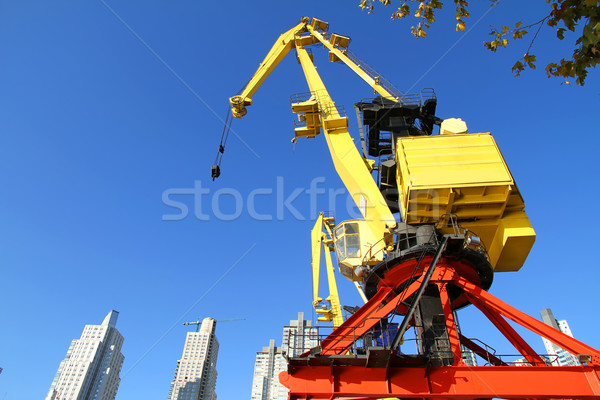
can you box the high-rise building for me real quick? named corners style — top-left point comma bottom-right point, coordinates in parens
top-left (168, 317), bottom-right (219, 400)
top-left (45, 310), bottom-right (124, 400)
top-left (281, 312), bottom-right (318, 357)
top-left (511, 355), bottom-right (551, 366)
top-left (461, 348), bottom-right (477, 367)
top-left (250, 312), bottom-right (318, 400)
top-left (250, 340), bottom-right (287, 400)
top-left (540, 308), bottom-right (580, 366)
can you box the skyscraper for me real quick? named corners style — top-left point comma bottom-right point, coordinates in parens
top-left (250, 340), bottom-right (287, 400)
top-left (540, 308), bottom-right (580, 366)
top-left (168, 317), bottom-right (219, 400)
top-left (461, 348), bottom-right (477, 367)
top-left (45, 310), bottom-right (124, 400)
top-left (250, 312), bottom-right (318, 400)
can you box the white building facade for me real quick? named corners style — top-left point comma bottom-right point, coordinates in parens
top-left (540, 308), bottom-right (580, 366)
top-left (168, 317), bottom-right (219, 400)
top-left (250, 312), bottom-right (318, 400)
top-left (250, 340), bottom-right (288, 400)
top-left (461, 348), bottom-right (477, 367)
top-left (45, 310), bottom-right (124, 400)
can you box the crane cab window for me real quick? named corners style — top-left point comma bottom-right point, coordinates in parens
top-left (334, 222), bottom-right (361, 260)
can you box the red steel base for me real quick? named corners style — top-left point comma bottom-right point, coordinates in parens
top-left (281, 263), bottom-right (600, 400)
top-left (280, 365), bottom-right (600, 399)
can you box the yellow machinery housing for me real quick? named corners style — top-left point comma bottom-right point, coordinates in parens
top-left (395, 132), bottom-right (534, 271)
top-left (224, 17), bottom-right (535, 289)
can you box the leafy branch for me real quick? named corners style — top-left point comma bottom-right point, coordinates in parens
top-left (359, 0), bottom-right (600, 85)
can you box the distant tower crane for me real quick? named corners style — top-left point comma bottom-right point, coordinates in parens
top-left (183, 318), bottom-right (245, 332)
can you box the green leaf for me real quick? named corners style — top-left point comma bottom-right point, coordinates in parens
top-left (431, 0), bottom-right (443, 9)
top-left (512, 60), bottom-right (525, 76)
top-left (557, 27), bottom-right (566, 40)
top-left (545, 62), bottom-right (558, 77)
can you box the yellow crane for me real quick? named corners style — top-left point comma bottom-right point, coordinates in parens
top-left (224, 13), bottom-right (537, 357)
top-left (221, 17), bottom-right (600, 400)
top-left (226, 16), bottom-right (534, 289)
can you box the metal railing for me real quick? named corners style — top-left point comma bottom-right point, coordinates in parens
top-left (283, 325), bottom-right (557, 367)
top-left (342, 48), bottom-right (405, 101)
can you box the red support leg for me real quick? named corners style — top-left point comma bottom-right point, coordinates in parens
top-left (453, 273), bottom-right (600, 366)
top-left (318, 278), bottom-right (421, 356)
top-left (467, 293), bottom-right (546, 366)
top-left (437, 282), bottom-right (463, 366)
top-left (459, 334), bottom-right (506, 366)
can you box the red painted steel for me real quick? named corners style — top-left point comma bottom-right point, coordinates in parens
top-left (282, 263), bottom-right (600, 400)
top-left (437, 282), bottom-right (463, 366)
top-left (317, 279), bottom-right (418, 356)
top-left (280, 365), bottom-right (600, 399)
top-left (454, 274), bottom-right (600, 366)
top-left (469, 295), bottom-right (546, 366)
top-left (459, 334), bottom-right (506, 366)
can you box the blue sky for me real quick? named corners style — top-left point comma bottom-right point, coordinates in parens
top-left (0, 1), bottom-right (598, 399)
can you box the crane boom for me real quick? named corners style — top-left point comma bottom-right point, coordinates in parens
top-left (229, 17), bottom-right (397, 270)
top-left (304, 24), bottom-right (398, 100)
top-left (294, 44), bottom-right (396, 239)
top-left (230, 20), bottom-right (308, 118)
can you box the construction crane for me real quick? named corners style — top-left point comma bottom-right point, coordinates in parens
top-left (183, 318), bottom-right (245, 332)
top-left (225, 17), bottom-right (600, 400)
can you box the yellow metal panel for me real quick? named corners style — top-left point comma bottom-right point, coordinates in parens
top-left (397, 133), bottom-right (513, 189)
top-left (396, 133), bottom-right (515, 224)
top-left (489, 211), bottom-right (536, 272)
top-left (291, 99), bottom-right (319, 113)
top-left (396, 132), bottom-right (535, 271)
top-left (329, 33), bottom-right (350, 48)
top-left (322, 116), bottom-right (348, 131)
top-left (310, 17), bottom-right (328, 31)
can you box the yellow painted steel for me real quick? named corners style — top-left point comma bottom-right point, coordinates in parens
top-left (353, 281), bottom-right (368, 303)
top-left (229, 16), bottom-right (535, 274)
top-left (311, 213), bottom-right (344, 328)
top-left (311, 214), bottom-right (324, 307)
top-left (395, 132), bottom-right (535, 271)
top-left (305, 25), bottom-right (397, 101)
top-left (323, 236), bottom-right (344, 328)
top-left (228, 17), bottom-right (396, 255)
top-left (229, 20), bottom-right (309, 118)
top-left (295, 46), bottom-right (396, 244)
